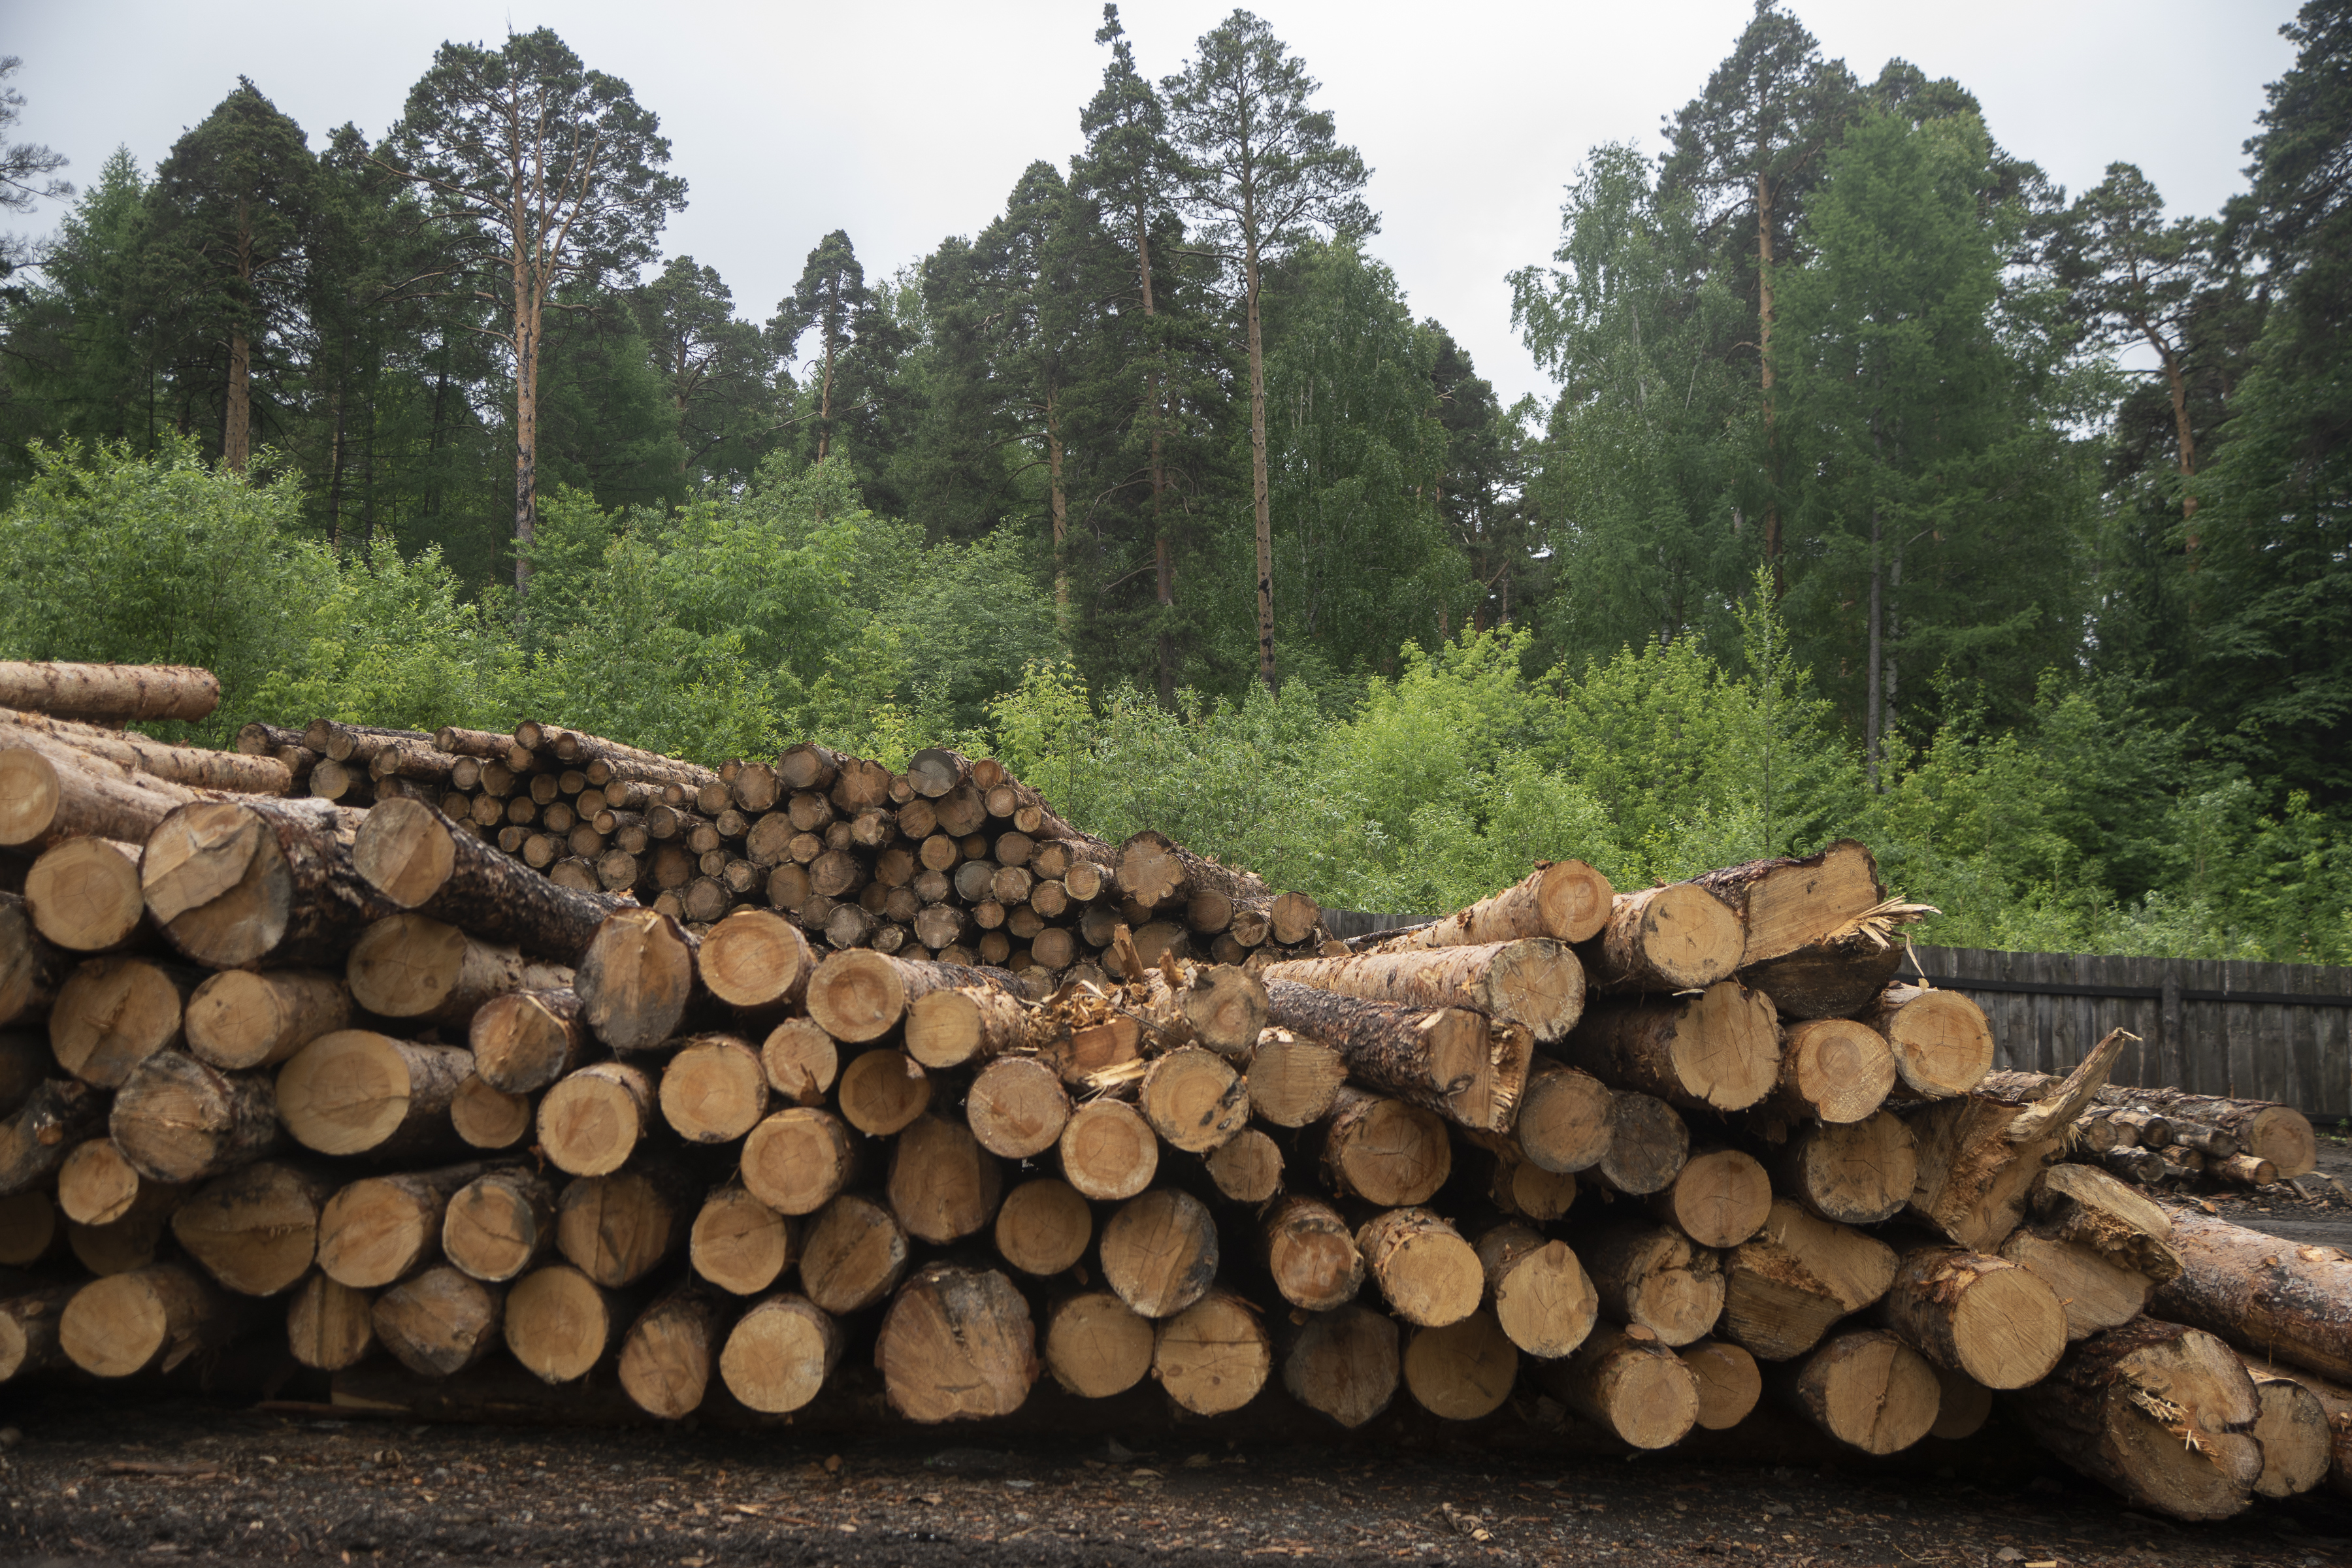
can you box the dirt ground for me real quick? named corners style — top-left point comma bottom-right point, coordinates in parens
top-left (3, 1380), bottom-right (2349, 1568)
top-left (2197, 1136), bottom-right (2352, 1249)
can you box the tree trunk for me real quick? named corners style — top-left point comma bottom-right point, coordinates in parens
top-left (1718, 1198), bottom-right (1899, 1362)
top-left (1877, 1244), bottom-right (2068, 1389)
top-left (1540, 1323), bottom-right (1701, 1448)
top-left (1776, 1327), bottom-right (1940, 1455)
top-left (1477, 1220), bottom-right (1598, 1359)
top-left (1577, 883), bottom-right (1744, 992)
top-left (468, 988), bottom-right (583, 1095)
top-left (2007, 1318), bottom-right (2262, 1521)
top-left (142, 797), bottom-right (395, 970)
top-left (798, 1192), bottom-right (908, 1315)
top-left (536, 1060), bottom-right (655, 1178)
top-left (110, 1050), bottom-right (282, 1184)
top-left (1319, 1087), bottom-right (1450, 1207)
top-left (1281, 1302), bottom-right (1397, 1428)
top-left (504, 1263), bottom-right (627, 1384)
top-left (168, 1160), bottom-right (333, 1297)
top-left (319, 1161), bottom-right (503, 1289)
top-left (886, 1113), bottom-right (1000, 1245)
top-left (0, 661), bottom-right (221, 724)
top-left (1693, 840), bottom-right (1884, 968)
top-left (286, 1270), bottom-right (374, 1370)
top-left (444, 1166), bottom-right (558, 1285)
top-left (555, 1162), bottom-right (694, 1288)
top-left (60, 1262), bottom-right (240, 1377)
top-left (49, 955), bottom-right (200, 1088)
top-left (1402, 1309), bottom-right (1518, 1420)
top-left (1648, 1146), bottom-right (1774, 1248)
top-left (2150, 1207), bottom-right (2352, 1384)
top-left (1154, 1287), bottom-right (1271, 1415)
top-left (695, 909), bottom-right (811, 1011)
top-left (574, 907), bottom-right (704, 1056)
top-left (1353, 861), bottom-right (1615, 952)
top-left (1241, 1026), bottom-right (1345, 1128)
top-left (1245, 245), bottom-right (1275, 691)
top-left (1869, 984), bottom-right (1996, 1101)
top-left (1, 729), bottom-right (201, 853)
top-left (1565, 980), bottom-right (1781, 1114)
top-left (1355, 1205), bottom-right (1481, 1329)
top-left (373, 1264), bottom-right (504, 1379)
top-left (1740, 930), bottom-right (1910, 1022)
top-left (1905, 1029), bottom-right (2127, 1252)
top-left (1591, 1090), bottom-right (1688, 1196)
top-left (1266, 938), bottom-right (1583, 1043)
top-left (656, 1034), bottom-right (768, 1145)
top-left (353, 797), bottom-right (622, 962)
top-left (1763, 1017), bottom-right (1895, 1126)
top-left (185, 970), bottom-right (350, 1073)
top-left (1264, 979), bottom-right (1527, 1132)
top-left (1137, 1045), bottom-right (1247, 1153)
top-left (275, 1030), bottom-right (470, 1162)
top-left (875, 1262), bottom-right (1037, 1422)
top-left (718, 1290), bottom-right (838, 1414)
top-left (1101, 1187), bottom-right (1219, 1319)
top-left (1774, 1111), bottom-right (1916, 1226)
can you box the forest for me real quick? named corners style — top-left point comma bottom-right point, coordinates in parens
top-left (0, 2), bottom-right (2344, 964)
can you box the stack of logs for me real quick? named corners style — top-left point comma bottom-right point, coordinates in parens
top-left (0, 660), bottom-right (2346, 1530)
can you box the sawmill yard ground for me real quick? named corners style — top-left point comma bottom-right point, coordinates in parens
top-left (3, 1382), bottom-right (2349, 1568)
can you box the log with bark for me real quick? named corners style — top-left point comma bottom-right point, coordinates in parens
top-left (875, 1262), bottom-right (1037, 1422)
top-left (274, 1030), bottom-right (471, 1162)
top-left (2149, 1205), bottom-right (2352, 1384)
top-left (574, 907), bottom-right (702, 1055)
top-left (1541, 1324), bottom-right (1702, 1448)
top-left (0, 661), bottom-right (220, 723)
top-left (1718, 1198), bottom-right (1899, 1362)
top-left (1265, 938), bottom-right (1584, 1043)
top-left (22, 834), bottom-right (148, 952)
top-left (2091, 1087), bottom-right (2317, 1179)
top-left (1264, 979), bottom-right (1527, 1132)
top-left (0, 728), bottom-right (202, 852)
top-left (1564, 980), bottom-right (1781, 1114)
top-left (1578, 883), bottom-right (1745, 992)
top-left (109, 1049), bottom-right (281, 1183)
top-left (1774, 1327), bottom-right (1940, 1456)
top-left (1904, 1028), bottom-right (2127, 1252)
top-left (141, 796), bottom-right (394, 969)
top-left (1354, 861), bottom-right (1616, 955)
top-left (353, 796), bottom-right (622, 962)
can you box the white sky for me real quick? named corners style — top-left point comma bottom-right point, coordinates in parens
top-left (7, 1), bottom-right (2303, 410)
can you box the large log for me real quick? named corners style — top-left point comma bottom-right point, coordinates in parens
top-left (48, 954), bottom-right (198, 1088)
top-left (1541, 1324), bottom-right (1701, 1448)
top-left (1593, 1090), bottom-right (1689, 1197)
top-left (1114, 829), bottom-right (1271, 915)
top-left (1243, 1026), bottom-right (1346, 1128)
top-left (1718, 1198), bottom-right (1899, 1362)
top-left (22, 835), bottom-right (147, 952)
top-left (184, 969), bottom-right (350, 1071)
top-left (1876, 1244), bottom-right (2067, 1389)
top-left (60, 1262), bottom-right (242, 1376)
top-left (694, 909), bottom-right (812, 1011)
top-left (689, 1183), bottom-right (792, 1296)
top-left (1041, 1292), bottom-right (1151, 1399)
top-left (798, 1192), bottom-right (909, 1315)
top-left (1869, 984), bottom-right (1995, 1102)
top-left (110, 1049), bottom-right (281, 1183)
top-left (2007, 1319), bottom-right (2262, 1522)
top-left (1774, 1111), bottom-right (1917, 1226)
top-left (965, 1055), bottom-right (1071, 1160)
top-left (1764, 1018), bottom-right (1895, 1126)
top-left (2149, 1206), bottom-right (2352, 1384)
top-left (555, 1162), bottom-right (694, 1288)
top-left (1100, 1188), bottom-right (1219, 1318)
top-left (503, 1263), bottom-right (627, 1384)
top-left (1262, 1194), bottom-right (1364, 1312)
top-left (1578, 883), bottom-right (1744, 992)
top-left (885, 1113), bottom-right (1001, 1245)
top-left (347, 914), bottom-right (564, 1029)
top-left (1154, 1287), bottom-right (1271, 1415)
top-left (719, 1290), bottom-right (838, 1414)
top-left (352, 796), bottom-right (621, 962)
top-left (1, 892), bottom-right (71, 1028)
top-left (1693, 840), bottom-right (1884, 968)
top-left (1281, 1303), bottom-right (1398, 1428)
top-left (1355, 860), bottom-right (1615, 953)
top-left (1477, 1220), bottom-right (1597, 1360)
top-left (804, 949), bottom-right (1023, 1045)
top-left (1775, 1327), bottom-right (1940, 1455)
top-left (1263, 979), bottom-right (1527, 1132)
top-left (1319, 1087), bottom-right (1450, 1207)
top-left (1, 706), bottom-right (283, 791)
top-left (574, 907), bottom-right (703, 1055)
top-left (0, 661), bottom-right (220, 723)
top-left (274, 1030), bottom-right (471, 1162)
top-left (141, 797), bottom-right (395, 968)
top-left (2236, 1359), bottom-right (2335, 1498)
top-left (1137, 1045), bottom-right (1247, 1153)
top-left (1905, 1028), bottom-right (2127, 1252)
top-left (319, 1162), bottom-right (501, 1288)
top-left (875, 1262), bottom-right (1037, 1422)
top-left (170, 1160), bottom-right (333, 1296)
top-left (538, 1061), bottom-right (658, 1178)
top-left (467, 988), bottom-right (583, 1094)
top-left (1563, 980), bottom-right (1780, 1114)
top-left (373, 1265), bottom-right (504, 1379)
top-left (442, 1166), bottom-right (559, 1284)
top-left (0, 728), bottom-right (199, 851)
top-left (992, 1176), bottom-right (1091, 1277)
top-left (1265, 938), bottom-right (1584, 1043)
top-left (1356, 1205), bottom-right (1481, 1328)
top-left (1058, 1098), bottom-right (1158, 1201)
top-left (2251, 1361), bottom-right (2352, 1501)
top-left (742, 1107), bottom-right (856, 1217)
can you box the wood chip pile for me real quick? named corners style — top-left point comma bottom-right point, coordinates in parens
top-left (1, 660), bottom-right (2347, 1527)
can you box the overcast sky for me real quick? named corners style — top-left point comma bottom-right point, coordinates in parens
top-left (7, 1), bottom-right (2304, 409)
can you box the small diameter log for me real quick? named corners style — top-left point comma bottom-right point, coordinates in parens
top-left (1592, 1091), bottom-right (1689, 1197)
top-left (1478, 1221), bottom-right (1597, 1360)
top-left (2008, 1319), bottom-right (2262, 1522)
top-left (49, 954), bottom-right (197, 1088)
top-left (110, 1049), bottom-right (281, 1183)
top-left (1, 729), bottom-right (198, 851)
top-left (0, 661), bottom-right (219, 723)
top-left (319, 1162), bottom-right (498, 1289)
top-left (695, 909), bottom-right (811, 1011)
top-left (2151, 1206), bottom-right (2352, 1384)
top-left (612, 1285), bottom-right (723, 1418)
top-left (374, 1265), bottom-right (504, 1379)
top-left (805, 949), bottom-right (1022, 1045)
top-left (536, 1060), bottom-right (656, 1177)
top-left (1282, 1303), bottom-right (1399, 1428)
top-left (1718, 1199), bottom-right (1900, 1362)
top-left (286, 1271), bottom-right (375, 1370)
top-left (24, 836), bottom-right (145, 952)
top-left (1245, 1026), bottom-right (1345, 1127)
top-left (1115, 829), bottom-right (1271, 916)
top-left (1580, 1222), bottom-right (1726, 1347)
top-left (0, 1282), bottom-right (78, 1383)
top-left (574, 907), bottom-right (703, 1055)
top-left (503, 1264), bottom-right (625, 1384)
top-left (1102, 1187), bottom-right (1220, 1318)
top-left (185, 970), bottom-right (350, 1072)
top-left (1775, 1111), bottom-right (1918, 1226)
top-left (1680, 1338), bottom-right (1763, 1429)
top-left (719, 1290), bottom-right (840, 1414)
top-left (1543, 1324), bottom-right (1701, 1448)
top-left (742, 1107), bottom-right (856, 1217)
top-left (1876, 1244), bottom-right (2066, 1389)
top-left (61, 1262), bottom-right (240, 1377)
top-left (2, 708), bottom-right (288, 792)
top-left (994, 1176), bottom-right (1092, 1277)
top-left (1649, 1147), bottom-right (1772, 1248)
top-left (1264, 979), bottom-right (1529, 1132)
top-left (1767, 1018), bottom-right (1896, 1125)
top-left (1870, 984), bottom-right (1995, 1101)
top-left (1777, 1327), bottom-right (1942, 1455)
top-left (1204, 1125), bottom-right (1282, 1202)
top-left (557, 1163), bottom-right (694, 1288)
top-left (1059, 1098), bottom-right (1159, 1201)
top-left (798, 1192), bottom-right (909, 1315)
top-left (1565, 979), bottom-right (1781, 1115)
top-left (877, 1262), bottom-right (1037, 1422)
top-left (140, 796), bottom-right (397, 970)
top-left (1, 892), bottom-right (71, 1028)
top-left (348, 915), bottom-right (555, 1028)
top-left (1479, 1138), bottom-right (1580, 1222)
top-left (1263, 1194), bottom-right (1365, 1312)
top-left (1578, 883), bottom-right (1744, 992)
top-left (1402, 1309), bottom-right (1518, 1420)
top-left (1267, 938), bottom-right (1585, 1043)
top-left (353, 796), bottom-right (621, 962)
top-left (1320, 1087), bottom-right (1450, 1207)
top-left (1357, 1206), bottom-right (1482, 1328)
top-left (2238, 1360), bottom-right (2334, 1499)
top-left (443, 1167), bottom-right (559, 1285)
top-left (886, 1113), bottom-right (1002, 1244)
top-left (451, 1073), bottom-right (529, 1149)
top-left (901, 984), bottom-right (1027, 1070)
top-left (1045, 1290), bottom-right (1155, 1399)
top-left (2093, 1086), bottom-right (2317, 1179)
top-left (275, 1031), bottom-right (472, 1162)
top-left (1155, 1288), bottom-right (1270, 1416)
top-left (760, 1017), bottom-right (838, 1105)
top-left (1138, 1045), bottom-right (1248, 1153)
top-left (1905, 1028), bottom-right (2128, 1253)
top-left (170, 1161), bottom-right (332, 1296)
top-left (658, 1034), bottom-right (769, 1144)
top-left (468, 988), bottom-right (583, 1095)
top-left (0, 1077), bottom-right (104, 1195)
top-left (838, 1048), bottom-right (933, 1137)
top-left (1511, 1058), bottom-right (1614, 1174)
top-left (966, 1055), bottom-right (1071, 1160)
top-left (1362, 861), bottom-right (1616, 953)
top-left (689, 1184), bottom-right (792, 1296)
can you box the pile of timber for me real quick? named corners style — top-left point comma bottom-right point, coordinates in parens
top-left (1, 661), bottom-right (2346, 1528)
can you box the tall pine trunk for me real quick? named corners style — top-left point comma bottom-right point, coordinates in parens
top-left (1137, 201), bottom-right (1176, 709)
top-left (1246, 240), bottom-right (1275, 693)
top-left (512, 252), bottom-right (542, 605)
top-left (1047, 382), bottom-right (1068, 619)
top-left (1756, 172), bottom-right (1781, 595)
top-left (223, 203), bottom-right (253, 475)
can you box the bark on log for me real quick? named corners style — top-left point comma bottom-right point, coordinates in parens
top-left (1358, 861), bottom-right (1617, 954)
top-left (876, 1262), bottom-right (1037, 1422)
top-left (352, 796), bottom-right (620, 962)
top-left (0, 1077), bottom-right (106, 1196)
top-left (319, 1162), bottom-right (502, 1289)
top-left (1592, 1091), bottom-right (1689, 1198)
top-left (23, 835), bottom-right (147, 952)
top-left (1694, 840), bottom-right (1886, 968)
top-left (1243, 1026), bottom-right (1346, 1128)
top-left (1320, 1087), bottom-right (1450, 1207)
top-left (0, 728), bottom-right (200, 851)
top-left (110, 1049), bottom-right (281, 1183)
top-left (347, 915), bottom-right (561, 1029)
top-left (1264, 979), bottom-right (1528, 1132)
top-left (142, 796), bottom-right (394, 969)
top-left (2091, 1087), bottom-right (2316, 1179)
top-left (574, 907), bottom-right (704, 1056)
top-left (1154, 1288), bottom-right (1270, 1416)
top-left (0, 662), bottom-right (219, 723)
top-left (1477, 1221), bottom-right (1597, 1360)
top-left (1357, 1205), bottom-right (1482, 1328)
top-left (1775, 1327), bottom-right (1940, 1456)
top-left (2007, 1318), bottom-right (2262, 1521)
top-left (1580, 1221), bottom-right (1725, 1347)
top-left (1, 892), bottom-right (70, 1028)
top-left (1578, 883), bottom-right (1745, 992)
top-left (805, 948), bottom-right (1023, 1045)
top-left (2149, 1206), bottom-right (2352, 1384)
top-left (719, 1290), bottom-right (840, 1414)
top-left (274, 1030), bottom-right (471, 1162)
top-left (443, 1166), bottom-right (559, 1285)
top-left (1266, 938), bottom-right (1584, 1044)
top-left (1563, 980), bottom-right (1781, 1114)
top-left (1718, 1199), bottom-right (1899, 1362)
top-left (184, 969), bottom-right (349, 1071)
top-left (1114, 830), bottom-right (1271, 915)
top-left (373, 1265), bottom-right (504, 1379)
top-left (1765, 1018), bottom-right (1895, 1126)
top-left (1541, 1324), bottom-right (1701, 1448)
top-left (169, 1160), bottom-right (332, 1296)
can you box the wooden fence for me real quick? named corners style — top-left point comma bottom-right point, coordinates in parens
top-left (1317, 913), bottom-right (2352, 1118)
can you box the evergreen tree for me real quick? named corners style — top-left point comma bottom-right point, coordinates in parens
top-left (0, 56), bottom-right (71, 279)
top-left (770, 229), bottom-right (870, 465)
top-left (633, 255), bottom-right (785, 486)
